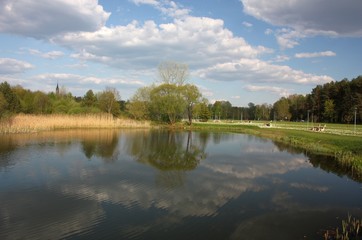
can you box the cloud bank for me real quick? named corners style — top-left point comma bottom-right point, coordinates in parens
top-left (0, 0), bottom-right (110, 38)
top-left (241, 0), bottom-right (362, 37)
top-left (242, 0), bottom-right (362, 49)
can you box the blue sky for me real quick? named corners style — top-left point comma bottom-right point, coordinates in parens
top-left (0, 0), bottom-right (361, 107)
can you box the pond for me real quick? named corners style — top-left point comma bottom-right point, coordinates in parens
top-left (0, 129), bottom-right (361, 239)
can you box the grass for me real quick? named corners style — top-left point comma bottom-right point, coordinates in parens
top-left (0, 113), bottom-right (151, 133)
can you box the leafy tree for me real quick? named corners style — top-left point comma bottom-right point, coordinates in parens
top-left (12, 85), bottom-right (30, 112)
top-left (197, 102), bottom-right (211, 122)
top-left (33, 91), bottom-right (51, 113)
top-left (98, 87), bottom-right (120, 116)
top-left (247, 102), bottom-right (256, 120)
top-left (0, 81), bottom-right (20, 113)
top-left (127, 86), bottom-right (153, 120)
top-left (273, 97), bottom-right (291, 120)
top-left (221, 101), bottom-right (232, 119)
top-left (212, 101), bottom-right (222, 120)
top-left (255, 103), bottom-right (272, 121)
top-left (323, 99), bottom-right (335, 122)
top-left (288, 94), bottom-right (307, 121)
top-left (82, 89), bottom-right (97, 108)
top-left (181, 84), bottom-right (201, 125)
top-left (0, 92), bottom-right (7, 117)
top-left (150, 83), bottom-right (186, 124)
top-left (52, 97), bottom-right (80, 114)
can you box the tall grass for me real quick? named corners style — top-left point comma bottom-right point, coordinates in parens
top-left (0, 114), bottom-right (151, 133)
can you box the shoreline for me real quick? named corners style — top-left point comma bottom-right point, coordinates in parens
top-left (187, 122), bottom-right (362, 175)
top-left (1, 114), bottom-right (361, 175)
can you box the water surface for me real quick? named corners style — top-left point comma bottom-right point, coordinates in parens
top-left (0, 129), bottom-right (361, 239)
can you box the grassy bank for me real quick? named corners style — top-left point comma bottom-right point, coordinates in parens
top-left (0, 114), bottom-right (151, 133)
top-left (189, 121), bottom-right (362, 173)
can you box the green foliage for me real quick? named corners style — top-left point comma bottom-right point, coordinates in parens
top-left (181, 84), bottom-right (202, 125)
top-left (0, 92), bottom-right (7, 117)
top-left (0, 81), bottom-right (20, 114)
top-left (273, 97), bottom-right (291, 120)
top-left (324, 99), bottom-right (336, 122)
top-left (1, 75), bottom-right (361, 125)
top-left (126, 86), bottom-right (152, 120)
top-left (288, 94), bottom-right (307, 121)
top-left (210, 101), bottom-right (233, 120)
top-left (309, 76), bottom-right (362, 123)
top-left (82, 89), bottom-right (97, 107)
top-left (51, 94), bottom-right (81, 114)
top-left (97, 87), bottom-right (120, 116)
top-left (150, 83), bottom-right (186, 124)
top-left (197, 102), bottom-right (211, 122)
top-left (127, 100), bottom-right (149, 120)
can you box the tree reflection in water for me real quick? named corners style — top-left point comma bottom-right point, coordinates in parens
top-left (126, 130), bottom-right (207, 171)
top-left (80, 130), bottom-right (119, 162)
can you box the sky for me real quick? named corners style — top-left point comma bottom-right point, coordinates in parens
top-left (0, 0), bottom-right (361, 107)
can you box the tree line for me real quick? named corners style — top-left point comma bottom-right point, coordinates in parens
top-left (272, 75), bottom-right (362, 123)
top-left (0, 81), bottom-right (124, 118)
top-left (1, 61), bottom-right (361, 124)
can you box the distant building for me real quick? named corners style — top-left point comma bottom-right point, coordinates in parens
top-left (56, 82), bottom-right (59, 95)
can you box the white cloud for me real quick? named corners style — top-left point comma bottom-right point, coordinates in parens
top-left (131, 0), bottom-right (190, 19)
top-left (242, 21), bottom-right (253, 28)
top-left (0, 58), bottom-right (34, 74)
top-left (275, 29), bottom-right (305, 49)
top-left (27, 49), bottom-right (65, 59)
top-left (196, 84), bottom-right (214, 98)
top-left (54, 17), bottom-right (271, 70)
top-left (42, 51), bottom-right (65, 59)
top-left (132, 0), bottom-right (159, 6)
top-left (272, 55), bottom-right (290, 63)
top-left (242, 0), bottom-right (362, 49)
top-left (196, 58), bottom-right (333, 85)
top-left (0, 0), bottom-right (110, 38)
top-left (295, 51), bottom-right (336, 58)
top-left (242, 0), bottom-right (362, 37)
top-left (244, 85), bottom-right (291, 97)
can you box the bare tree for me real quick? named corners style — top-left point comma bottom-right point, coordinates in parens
top-left (158, 61), bottom-right (189, 86)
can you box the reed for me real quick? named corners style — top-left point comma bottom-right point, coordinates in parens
top-left (0, 114), bottom-right (151, 133)
top-left (324, 214), bottom-right (361, 240)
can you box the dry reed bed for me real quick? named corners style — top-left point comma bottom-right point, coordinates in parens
top-left (0, 114), bottom-right (151, 133)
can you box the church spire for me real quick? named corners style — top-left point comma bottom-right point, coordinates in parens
top-left (56, 82), bottom-right (59, 95)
